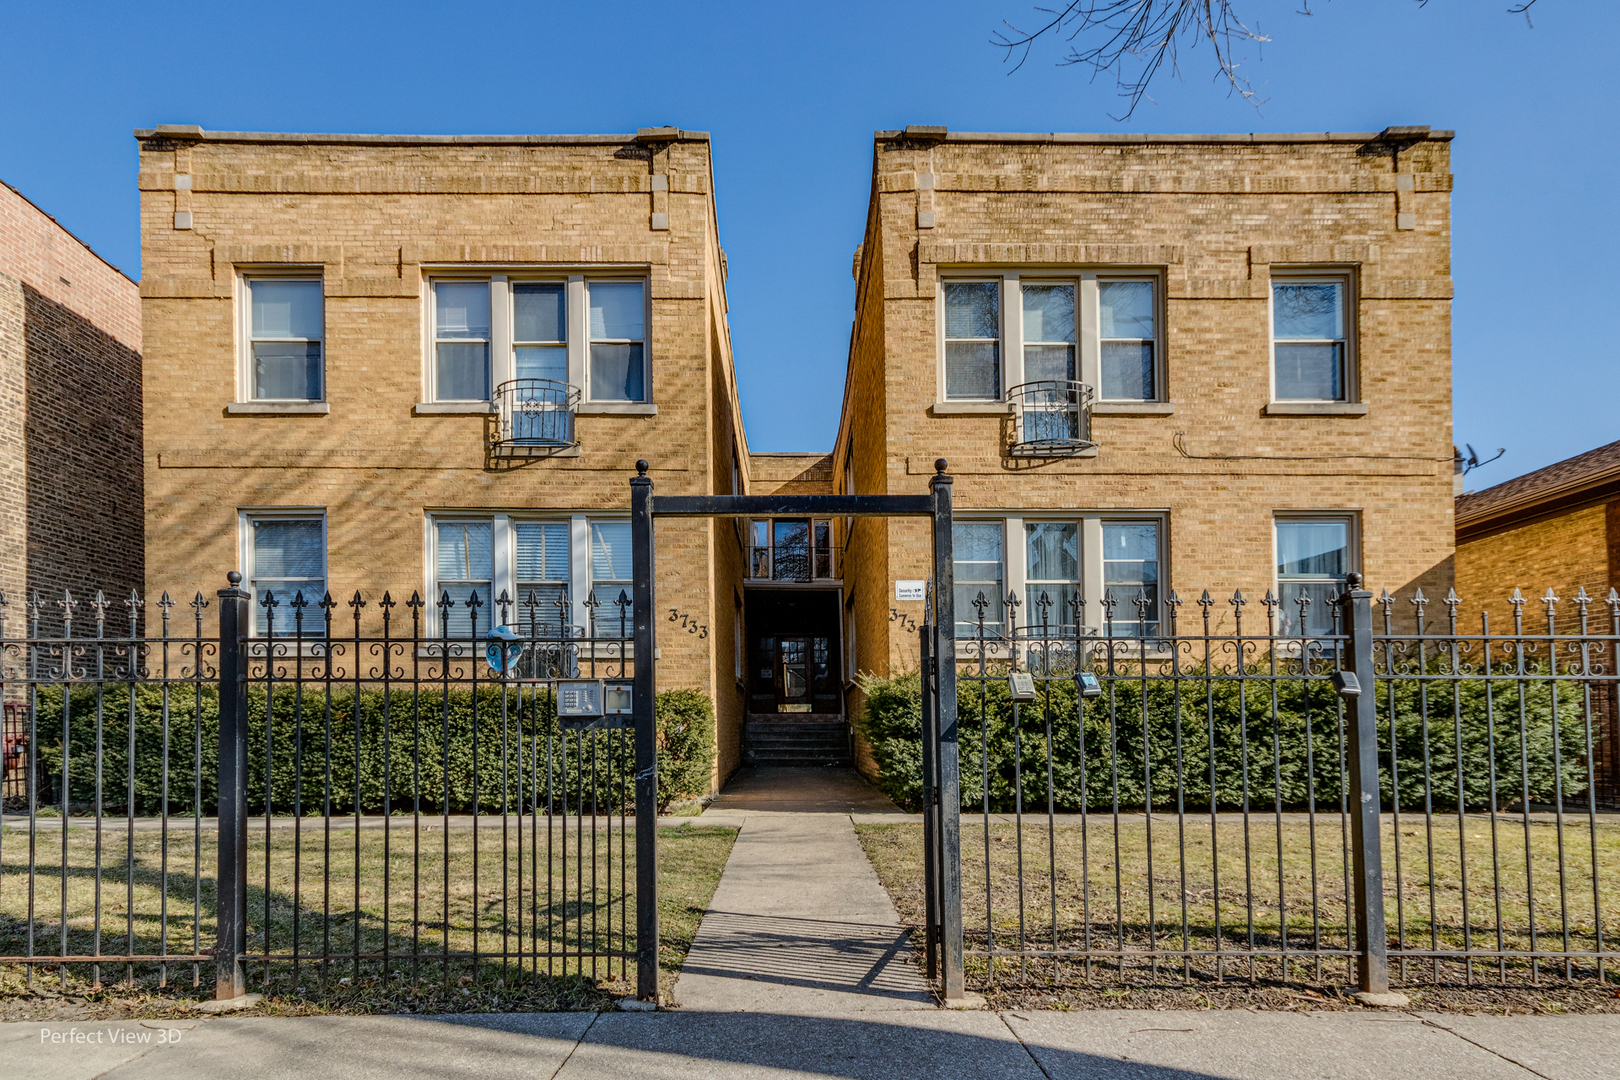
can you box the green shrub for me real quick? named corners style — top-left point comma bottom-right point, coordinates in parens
top-left (856, 665), bottom-right (1589, 814)
top-left (31, 684), bottom-right (716, 817)
top-left (655, 687), bottom-right (716, 812)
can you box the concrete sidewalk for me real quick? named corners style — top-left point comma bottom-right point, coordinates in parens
top-left (8, 1010), bottom-right (1618, 1080)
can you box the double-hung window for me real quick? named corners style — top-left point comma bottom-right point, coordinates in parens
top-left (1271, 276), bottom-right (1351, 402)
top-left (513, 284), bottom-right (568, 384)
top-left (245, 277), bottom-right (323, 401)
top-left (590, 521), bottom-right (634, 633)
top-left (940, 274), bottom-right (1162, 403)
top-left (514, 521), bottom-right (569, 634)
top-left (1101, 522), bottom-right (1161, 637)
top-left (953, 521), bottom-right (1006, 639)
top-left (588, 282), bottom-right (647, 401)
top-left (244, 513), bottom-right (327, 636)
top-left (434, 520), bottom-right (494, 638)
top-left (433, 281), bottom-right (492, 401)
top-left (1024, 522), bottom-right (1080, 634)
top-left (1275, 515), bottom-right (1355, 637)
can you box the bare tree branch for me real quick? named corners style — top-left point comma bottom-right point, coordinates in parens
top-left (998, 1), bottom-right (1545, 120)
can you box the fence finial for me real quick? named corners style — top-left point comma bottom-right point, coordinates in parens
top-left (636, 459), bottom-right (649, 476)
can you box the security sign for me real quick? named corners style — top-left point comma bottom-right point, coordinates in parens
top-left (895, 580), bottom-right (926, 602)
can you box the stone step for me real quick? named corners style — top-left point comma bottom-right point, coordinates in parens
top-left (743, 718), bottom-right (851, 767)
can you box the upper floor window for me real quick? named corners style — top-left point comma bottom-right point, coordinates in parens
top-left (243, 512), bottom-right (327, 636)
top-left (588, 281), bottom-right (647, 401)
top-left (245, 277), bottom-right (323, 401)
top-left (940, 274), bottom-right (1162, 403)
top-left (747, 519), bottom-right (835, 583)
top-left (427, 276), bottom-right (647, 403)
top-left (433, 281), bottom-right (492, 401)
top-left (1271, 276), bottom-right (1351, 402)
top-left (1275, 515), bottom-right (1356, 637)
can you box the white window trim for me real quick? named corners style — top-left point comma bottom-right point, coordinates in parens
top-left (1272, 510), bottom-right (1361, 608)
top-left (1268, 267), bottom-right (1357, 405)
top-left (936, 269), bottom-right (1166, 405)
top-left (420, 270), bottom-right (651, 406)
top-left (237, 268), bottom-right (325, 404)
top-left (953, 512), bottom-right (1169, 638)
top-left (424, 511), bottom-right (633, 637)
top-left (238, 508), bottom-right (328, 638)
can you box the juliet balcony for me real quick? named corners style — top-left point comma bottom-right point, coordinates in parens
top-left (1006, 379), bottom-right (1096, 457)
top-left (493, 378), bottom-right (580, 455)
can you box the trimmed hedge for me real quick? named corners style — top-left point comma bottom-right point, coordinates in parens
top-left (855, 666), bottom-right (1590, 814)
top-left (32, 684), bottom-right (715, 816)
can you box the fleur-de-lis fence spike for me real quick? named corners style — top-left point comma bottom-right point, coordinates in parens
top-left (1377, 587), bottom-right (1395, 618)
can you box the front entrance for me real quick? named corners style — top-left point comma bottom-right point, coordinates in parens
top-left (745, 589), bottom-right (841, 716)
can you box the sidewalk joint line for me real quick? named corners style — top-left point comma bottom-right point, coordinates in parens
top-left (1419, 1017), bottom-right (1554, 1080)
top-left (545, 1011), bottom-right (601, 1080)
top-left (997, 1011), bottom-right (1057, 1080)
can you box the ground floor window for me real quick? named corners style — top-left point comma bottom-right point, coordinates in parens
top-left (426, 512), bottom-right (630, 638)
top-left (952, 514), bottom-right (1165, 639)
top-left (1274, 514), bottom-right (1357, 637)
top-left (241, 511), bottom-right (327, 636)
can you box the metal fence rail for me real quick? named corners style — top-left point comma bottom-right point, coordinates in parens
top-left (936, 577), bottom-right (1618, 992)
top-left (0, 578), bottom-right (639, 999)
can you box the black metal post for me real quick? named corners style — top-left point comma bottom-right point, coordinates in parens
top-left (930, 460), bottom-right (964, 1001)
top-left (631, 461), bottom-right (660, 1002)
top-left (919, 617), bottom-right (939, 980)
top-left (1339, 573), bottom-right (1391, 995)
top-left (215, 572), bottom-right (250, 1000)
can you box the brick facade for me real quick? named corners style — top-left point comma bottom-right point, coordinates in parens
top-left (833, 129), bottom-right (1457, 743)
top-left (0, 182), bottom-right (143, 619)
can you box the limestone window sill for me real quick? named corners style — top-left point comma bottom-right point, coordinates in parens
top-left (577, 402), bottom-right (658, 416)
top-left (931, 402), bottom-right (1014, 416)
top-left (1264, 402), bottom-right (1369, 417)
top-left (1091, 402), bottom-right (1176, 416)
top-left (415, 402), bottom-right (494, 415)
top-left (227, 401), bottom-right (329, 415)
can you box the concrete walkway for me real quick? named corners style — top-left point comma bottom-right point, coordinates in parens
top-left (673, 767), bottom-right (932, 1013)
top-left (10, 1010), bottom-right (1619, 1080)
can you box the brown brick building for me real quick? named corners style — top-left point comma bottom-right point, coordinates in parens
top-left (0, 180), bottom-right (143, 617)
top-left (135, 123), bottom-right (1458, 792)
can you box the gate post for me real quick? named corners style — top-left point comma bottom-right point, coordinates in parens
top-left (631, 461), bottom-right (660, 1002)
top-left (918, 617), bottom-right (939, 980)
top-left (929, 460), bottom-right (964, 1001)
top-left (1338, 572), bottom-right (1392, 996)
top-left (215, 572), bottom-right (251, 1000)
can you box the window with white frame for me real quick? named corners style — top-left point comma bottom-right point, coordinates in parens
top-left (1275, 515), bottom-right (1355, 637)
top-left (243, 513), bottom-right (326, 636)
top-left (433, 281), bottom-right (492, 401)
top-left (426, 514), bottom-right (632, 638)
top-left (940, 273), bottom-right (1161, 403)
top-left (427, 276), bottom-right (648, 403)
top-left (1271, 275), bottom-right (1351, 402)
top-left (244, 276), bottom-right (323, 401)
top-left (953, 515), bottom-right (1166, 641)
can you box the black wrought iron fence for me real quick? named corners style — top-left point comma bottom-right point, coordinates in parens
top-left (0, 577), bottom-right (639, 999)
top-left (939, 577), bottom-right (1618, 992)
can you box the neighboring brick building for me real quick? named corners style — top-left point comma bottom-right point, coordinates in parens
top-left (1456, 441), bottom-right (1620, 806)
top-left (831, 126), bottom-right (1457, 702)
top-left (0, 180), bottom-right (143, 617)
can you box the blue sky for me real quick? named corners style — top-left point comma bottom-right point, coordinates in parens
top-left (1, 1), bottom-right (1611, 485)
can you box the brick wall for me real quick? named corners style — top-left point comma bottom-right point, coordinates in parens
top-left (0, 183), bottom-right (143, 620)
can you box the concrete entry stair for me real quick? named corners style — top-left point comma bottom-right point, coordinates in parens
top-left (675, 767), bottom-right (932, 1013)
top-left (743, 714), bottom-right (852, 767)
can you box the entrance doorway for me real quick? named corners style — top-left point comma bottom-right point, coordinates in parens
top-left (745, 589), bottom-right (841, 716)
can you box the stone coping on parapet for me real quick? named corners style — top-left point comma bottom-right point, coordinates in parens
top-left (133, 126), bottom-right (710, 146)
top-left (878, 127), bottom-right (1454, 144)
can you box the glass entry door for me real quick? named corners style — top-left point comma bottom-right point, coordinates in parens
top-left (775, 636), bottom-right (812, 711)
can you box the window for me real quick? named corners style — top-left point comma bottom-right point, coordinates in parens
top-left (435, 520), bottom-right (493, 638)
top-left (246, 278), bottom-right (323, 401)
top-left (940, 274), bottom-right (1161, 403)
top-left (514, 521), bottom-right (569, 634)
top-left (1275, 516), bottom-right (1354, 637)
top-left (513, 283), bottom-right (567, 384)
top-left (588, 282), bottom-right (646, 401)
top-left (746, 519), bottom-right (836, 582)
top-left (433, 281), bottom-right (491, 401)
top-left (1099, 280), bottom-right (1155, 400)
top-left (590, 521), bottom-right (634, 634)
top-left (953, 521), bottom-right (1005, 639)
top-left (1024, 522), bottom-right (1079, 634)
top-left (1102, 522), bottom-right (1160, 637)
top-left (245, 514), bottom-right (326, 636)
top-left (1272, 277), bottom-right (1349, 402)
top-left (944, 281), bottom-right (1001, 399)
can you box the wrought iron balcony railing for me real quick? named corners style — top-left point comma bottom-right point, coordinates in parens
top-left (1006, 379), bottom-right (1095, 456)
top-left (493, 378), bottom-right (580, 453)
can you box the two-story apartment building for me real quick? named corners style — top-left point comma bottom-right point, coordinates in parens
top-left (136, 123), bottom-right (1457, 790)
top-left (832, 127), bottom-right (1456, 700)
